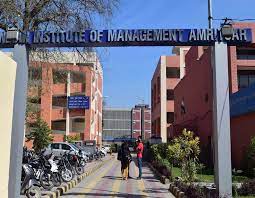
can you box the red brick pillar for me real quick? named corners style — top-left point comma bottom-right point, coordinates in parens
top-left (41, 65), bottom-right (52, 127)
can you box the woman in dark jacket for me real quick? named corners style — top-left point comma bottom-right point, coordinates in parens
top-left (121, 142), bottom-right (131, 180)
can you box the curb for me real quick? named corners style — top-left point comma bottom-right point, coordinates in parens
top-left (42, 156), bottom-right (114, 198)
top-left (146, 162), bottom-right (170, 184)
top-left (145, 162), bottom-right (175, 197)
top-left (168, 183), bottom-right (186, 198)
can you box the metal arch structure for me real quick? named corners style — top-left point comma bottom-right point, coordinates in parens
top-left (0, 27), bottom-right (253, 198)
top-left (0, 28), bottom-right (252, 48)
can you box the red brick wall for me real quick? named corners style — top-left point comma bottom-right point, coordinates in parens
top-left (173, 23), bottom-right (255, 168)
top-left (174, 47), bottom-right (212, 144)
top-left (27, 60), bottom-right (102, 147)
top-left (231, 112), bottom-right (255, 168)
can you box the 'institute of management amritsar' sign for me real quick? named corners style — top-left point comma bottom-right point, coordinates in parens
top-left (0, 28), bottom-right (252, 48)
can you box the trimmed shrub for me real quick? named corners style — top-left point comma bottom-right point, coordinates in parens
top-left (237, 179), bottom-right (255, 196)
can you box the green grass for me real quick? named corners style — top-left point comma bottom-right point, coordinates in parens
top-left (171, 167), bottom-right (249, 183)
top-left (238, 196), bottom-right (255, 198)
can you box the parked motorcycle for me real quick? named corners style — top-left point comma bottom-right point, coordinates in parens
top-left (20, 163), bottom-right (41, 198)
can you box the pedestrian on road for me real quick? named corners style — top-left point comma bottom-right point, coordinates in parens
top-left (136, 136), bottom-right (144, 180)
top-left (120, 141), bottom-right (131, 180)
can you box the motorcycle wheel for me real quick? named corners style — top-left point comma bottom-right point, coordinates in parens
top-left (75, 164), bottom-right (84, 175)
top-left (52, 172), bottom-right (61, 187)
top-left (61, 169), bottom-right (73, 182)
top-left (39, 171), bottom-right (54, 190)
top-left (26, 185), bottom-right (41, 198)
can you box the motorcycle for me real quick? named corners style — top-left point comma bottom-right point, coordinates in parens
top-left (20, 163), bottom-right (41, 198)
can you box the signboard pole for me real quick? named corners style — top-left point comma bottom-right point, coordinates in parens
top-left (66, 71), bottom-right (71, 136)
top-left (212, 42), bottom-right (232, 197)
top-left (9, 44), bottom-right (28, 198)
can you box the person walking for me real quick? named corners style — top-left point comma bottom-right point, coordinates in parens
top-left (136, 136), bottom-right (144, 180)
top-left (120, 141), bottom-right (131, 180)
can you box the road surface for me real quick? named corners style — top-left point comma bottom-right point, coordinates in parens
top-left (60, 155), bottom-right (174, 198)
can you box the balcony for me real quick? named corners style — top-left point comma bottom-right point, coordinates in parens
top-left (51, 108), bottom-right (85, 120)
top-left (51, 117), bottom-right (85, 134)
top-left (52, 83), bottom-right (85, 95)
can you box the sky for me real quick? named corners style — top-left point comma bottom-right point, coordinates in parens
top-left (97, 0), bottom-right (255, 108)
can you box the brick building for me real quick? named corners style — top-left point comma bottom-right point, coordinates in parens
top-left (102, 105), bottom-right (151, 143)
top-left (172, 23), bottom-right (255, 168)
top-left (151, 47), bottom-right (189, 142)
top-left (131, 104), bottom-right (151, 139)
top-left (26, 52), bottom-right (103, 147)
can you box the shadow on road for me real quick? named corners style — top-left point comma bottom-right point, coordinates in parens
top-left (64, 192), bottom-right (147, 197)
top-left (102, 176), bottom-right (123, 180)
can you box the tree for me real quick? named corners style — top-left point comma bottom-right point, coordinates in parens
top-left (0, 0), bottom-right (119, 32)
top-left (167, 129), bottom-right (200, 183)
top-left (64, 134), bottom-right (80, 143)
top-left (26, 118), bottom-right (53, 152)
top-left (243, 136), bottom-right (255, 177)
top-left (0, 0), bottom-right (119, 126)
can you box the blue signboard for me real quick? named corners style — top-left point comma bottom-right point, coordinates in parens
top-left (68, 96), bottom-right (89, 109)
top-left (0, 28), bottom-right (252, 48)
top-left (230, 84), bottom-right (255, 117)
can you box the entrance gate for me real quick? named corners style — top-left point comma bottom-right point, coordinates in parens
top-left (0, 28), bottom-right (252, 198)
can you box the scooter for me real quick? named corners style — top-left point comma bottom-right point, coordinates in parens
top-left (20, 163), bottom-right (41, 198)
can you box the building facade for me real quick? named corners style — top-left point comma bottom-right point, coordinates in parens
top-left (26, 52), bottom-right (103, 146)
top-left (151, 47), bottom-right (189, 142)
top-left (102, 108), bottom-right (132, 142)
top-left (102, 105), bottom-right (151, 143)
top-left (132, 104), bottom-right (151, 139)
top-left (172, 23), bottom-right (255, 168)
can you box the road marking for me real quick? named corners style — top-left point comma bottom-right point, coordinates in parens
top-left (134, 161), bottom-right (148, 197)
top-left (111, 162), bottom-right (121, 197)
top-left (78, 159), bottom-right (117, 198)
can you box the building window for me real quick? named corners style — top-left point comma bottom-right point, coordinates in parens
top-left (51, 120), bottom-right (66, 132)
top-left (52, 95), bottom-right (67, 108)
top-left (151, 89), bottom-right (154, 111)
top-left (166, 67), bottom-right (180, 78)
top-left (53, 69), bottom-right (68, 84)
top-left (71, 71), bottom-right (85, 83)
top-left (71, 118), bottom-right (85, 133)
top-left (238, 70), bottom-right (255, 89)
top-left (28, 67), bottom-right (42, 85)
top-left (167, 112), bottom-right (174, 124)
top-left (157, 77), bottom-right (160, 103)
top-left (153, 84), bottom-right (156, 107)
top-left (181, 98), bottom-right (186, 115)
top-left (237, 48), bottom-right (255, 60)
top-left (167, 89), bottom-right (174, 100)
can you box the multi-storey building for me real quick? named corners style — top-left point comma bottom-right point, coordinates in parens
top-left (102, 107), bottom-right (132, 142)
top-left (172, 23), bottom-right (255, 168)
top-left (151, 47), bottom-right (190, 142)
top-left (131, 104), bottom-right (151, 139)
top-left (26, 52), bottom-right (103, 146)
top-left (102, 105), bottom-right (151, 143)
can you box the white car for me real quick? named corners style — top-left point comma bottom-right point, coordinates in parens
top-left (102, 145), bottom-right (111, 153)
top-left (100, 148), bottom-right (107, 156)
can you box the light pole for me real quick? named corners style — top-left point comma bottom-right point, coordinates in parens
top-left (208, 0), bottom-right (213, 28)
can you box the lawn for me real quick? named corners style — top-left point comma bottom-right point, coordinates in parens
top-left (239, 197), bottom-right (255, 198)
top-left (171, 167), bottom-right (249, 183)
